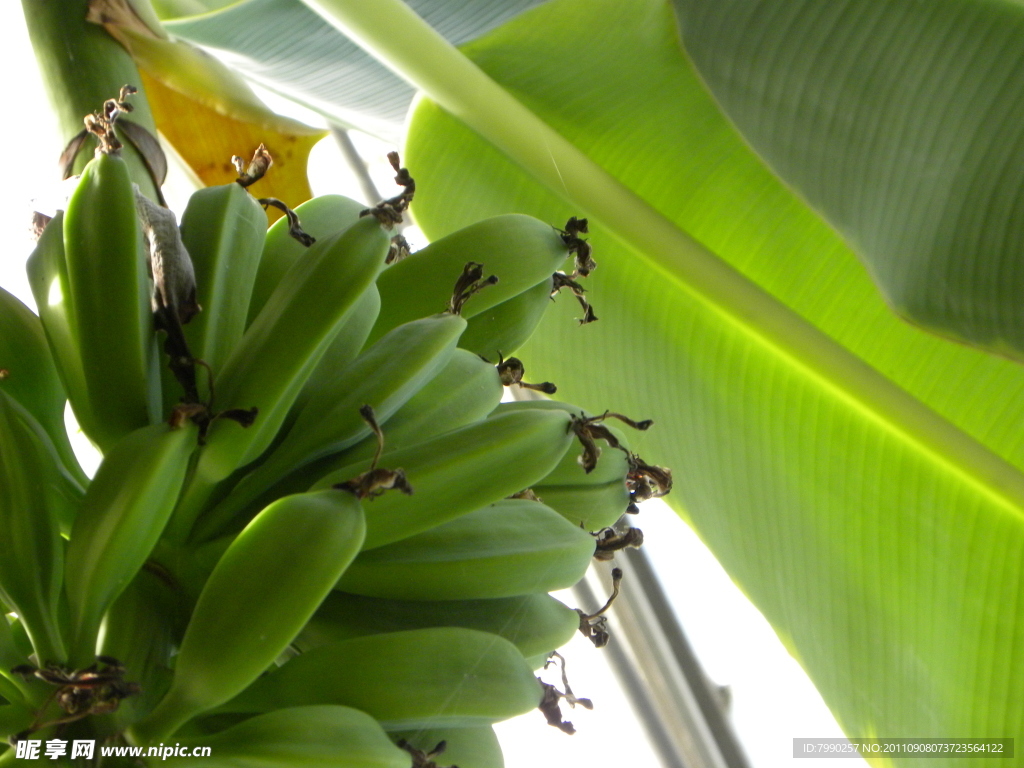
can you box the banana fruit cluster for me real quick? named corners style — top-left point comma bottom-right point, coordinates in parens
top-left (0, 122), bottom-right (671, 766)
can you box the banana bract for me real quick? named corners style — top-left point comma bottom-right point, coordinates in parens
top-left (2, 170), bottom-right (671, 765)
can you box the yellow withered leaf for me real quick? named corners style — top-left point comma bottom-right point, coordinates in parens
top-left (141, 71), bottom-right (324, 215)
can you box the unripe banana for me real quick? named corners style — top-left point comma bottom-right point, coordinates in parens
top-left (248, 194), bottom-right (365, 326)
top-left (99, 568), bottom-right (180, 726)
top-left (231, 348), bottom-right (505, 525)
top-left (313, 408), bottom-right (576, 550)
top-left (26, 212), bottom-right (94, 455)
top-left (158, 706), bottom-right (410, 768)
top-left (62, 152), bottom-right (161, 450)
top-left (131, 490), bottom-right (365, 742)
top-left (203, 217), bottom-right (388, 470)
top-left (0, 286), bottom-right (85, 485)
top-left (217, 628), bottom-right (542, 730)
top-left (172, 217), bottom-right (389, 539)
top-left (297, 591), bottom-right (579, 661)
top-left (534, 481), bottom-right (631, 531)
top-left (459, 276), bottom-right (555, 359)
top-left (333, 347), bottom-right (504, 465)
top-left (388, 727), bottom-right (504, 768)
top-left (203, 312), bottom-right (465, 540)
top-left (0, 705), bottom-right (34, 744)
top-left (0, 391), bottom-right (66, 663)
top-left (0, 616), bottom-right (32, 702)
top-left (290, 284), bottom-right (381, 420)
top-left (159, 183), bottom-right (266, 412)
top-left (368, 214), bottom-right (570, 343)
top-left (337, 499), bottom-right (595, 600)
top-left (65, 420), bottom-right (198, 665)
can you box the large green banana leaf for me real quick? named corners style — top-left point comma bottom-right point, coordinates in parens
top-left (673, 0), bottom-right (1024, 361)
top-left (124, 0), bottom-right (1024, 758)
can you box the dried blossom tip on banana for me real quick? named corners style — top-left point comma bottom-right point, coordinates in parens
top-left (233, 143), bottom-right (273, 187)
top-left (82, 84), bottom-right (136, 156)
top-left (538, 651), bottom-right (592, 735)
top-left (626, 453), bottom-right (673, 513)
top-left (448, 262), bottom-right (498, 315)
top-left (551, 271), bottom-right (598, 325)
top-left (258, 198), bottom-right (315, 246)
top-left (386, 233), bottom-right (412, 264)
top-left (576, 567), bottom-right (623, 647)
top-left (361, 151), bottom-right (415, 228)
top-left (397, 739), bottom-right (449, 768)
top-left (593, 527), bottom-right (644, 560)
top-left (496, 354), bottom-right (557, 394)
top-left (333, 405), bottom-right (413, 499)
top-left (557, 216), bottom-right (596, 277)
top-left (569, 411), bottom-right (653, 473)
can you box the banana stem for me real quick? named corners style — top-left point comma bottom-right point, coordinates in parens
top-left (298, 0), bottom-right (1024, 515)
top-left (21, 0), bottom-right (160, 197)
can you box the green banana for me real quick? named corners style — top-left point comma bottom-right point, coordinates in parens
top-left (160, 706), bottom-right (410, 768)
top-left (0, 387), bottom-right (84, 537)
top-left (217, 628), bottom-right (542, 730)
top-left (289, 284), bottom-right (381, 420)
top-left (534, 482), bottom-right (631, 531)
top-left (337, 499), bottom-right (596, 601)
top-left (26, 211), bottom-right (92, 452)
top-left (200, 311), bottom-right (466, 538)
top-left (223, 347), bottom-right (505, 530)
top-left (131, 489), bottom-right (365, 742)
top-left (0, 618), bottom-right (31, 703)
top-left (65, 420), bottom-right (197, 664)
top-left (0, 705), bottom-right (34, 745)
top-left (0, 391), bottom-right (66, 663)
top-left (99, 567), bottom-right (181, 726)
top-left (494, 399), bottom-right (635, 527)
top-left (459, 276), bottom-right (555, 359)
top-left (62, 151), bottom-right (161, 450)
top-left (172, 217), bottom-right (389, 539)
top-left (368, 214), bottom-right (570, 343)
top-left (332, 347), bottom-right (504, 465)
top-left (200, 217), bottom-right (388, 469)
top-left (0, 286), bottom-right (84, 484)
top-left (296, 591), bottom-right (580, 661)
top-left (160, 183), bottom-right (266, 411)
top-left (248, 194), bottom-right (365, 326)
top-left (388, 727), bottom-right (504, 768)
top-left (313, 407), bottom-right (576, 550)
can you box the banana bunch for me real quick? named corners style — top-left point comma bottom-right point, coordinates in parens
top-left (0, 96), bottom-right (673, 766)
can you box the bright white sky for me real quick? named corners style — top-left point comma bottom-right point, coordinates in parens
top-left (2, 6), bottom-right (868, 768)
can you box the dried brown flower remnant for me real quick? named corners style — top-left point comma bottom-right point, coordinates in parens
top-left (576, 567), bottom-right (623, 647)
top-left (334, 405), bottom-right (413, 499)
top-left (495, 354), bottom-right (557, 395)
top-left (233, 143), bottom-right (273, 187)
top-left (593, 526), bottom-right (644, 560)
top-left (447, 262), bottom-right (498, 315)
top-left (538, 651), bottom-right (593, 734)
top-left (361, 152), bottom-right (415, 228)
